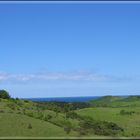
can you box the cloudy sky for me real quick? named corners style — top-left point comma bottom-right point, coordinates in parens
top-left (0, 2), bottom-right (140, 98)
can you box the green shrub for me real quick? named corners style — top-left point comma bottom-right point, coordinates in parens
top-left (36, 112), bottom-right (44, 120)
top-left (16, 101), bottom-right (23, 107)
top-left (0, 110), bottom-right (4, 113)
top-left (79, 118), bottom-right (123, 136)
top-left (120, 110), bottom-right (135, 115)
top-left (46, 114), bottom-right (52, 120)
top-left (7, 103), bottom-right (16, 110)
top-left (24, 100), bottom-right (29, 103)
top-left (26, 112), bottom-right (34, 117)
top-left (60, 120), bottom-right (73, 129)
top-left (15, 98), bottom-right (19, 100)
top-left (78, 128), bottom-right (87, 136)
top-left (22, 108), bottom-right (26, 115)
top-left (66, 111), bottom-right (79, 119)
top-left (28, 123), bottom-right (32, 129)
top-left (43, 116), bottom-right (48, 121)
top-left (9, 98), bottom-right (16, 102)
top-left (64, 127), bottom-right (71, 134)
top-left (17, 112), bottom-right (22, 114)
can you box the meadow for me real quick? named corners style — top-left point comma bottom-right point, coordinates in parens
top-left (0, 90), bottom-right (140, 138)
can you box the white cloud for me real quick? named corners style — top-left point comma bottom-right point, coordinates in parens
top-left (0, 72), bottom-right (10, 80)
top-left (0, 71), bottom-right (130, 83)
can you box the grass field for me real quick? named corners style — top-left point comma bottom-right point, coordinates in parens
top-left (0, 113), bottom-right (68, 137)
top-left (1, 96), bottom-right (140, 138)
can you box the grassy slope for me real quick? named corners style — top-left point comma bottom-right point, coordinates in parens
top-left (0, 99), bottom-right (78, 137)
top-left (0, 113), bottom-right (68, 137)
top-left (77, 96), bottom-right (140, 137)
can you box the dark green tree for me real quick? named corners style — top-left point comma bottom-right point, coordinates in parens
top-left (0, 90), bottom-right (11, 99)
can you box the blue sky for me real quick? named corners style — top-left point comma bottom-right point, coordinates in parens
top-left (0, 2), bottom-right (140, 98)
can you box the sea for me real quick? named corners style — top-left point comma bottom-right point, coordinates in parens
top-left (26, 96), bottom-right (101, 102)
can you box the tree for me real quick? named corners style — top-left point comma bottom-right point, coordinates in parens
top-left (0, 90), bottom-right (11, 99)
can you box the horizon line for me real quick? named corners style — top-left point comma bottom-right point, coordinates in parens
top-left (21, 94), bottom-right (139, 99)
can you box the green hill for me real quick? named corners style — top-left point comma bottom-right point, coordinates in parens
top-left (89, 96), bottom-right (123, 106)
top-left (1, 94), bottom-right (140, 138)
top-left (76, 95), bottom-right (140, 137)
top-left (89, 95), bottom-right (140, 107)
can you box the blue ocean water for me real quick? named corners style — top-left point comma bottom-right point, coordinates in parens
top-left (26, 96), bottom-right (100, 102)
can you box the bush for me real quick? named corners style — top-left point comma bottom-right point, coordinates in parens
top-left (24, 100), bottom-right (29, 103)
top-left (16, 101), bottom-right (23, 107)
top-left (7, 103), bottom-right (16, 110)
top-left (9, 98), bottom-right (16, 102)
top-left (26, 112), bottom-right (34, 117)
top-left (120, 110), bottom-right (135, 115)
top-left (36, 112), bottom-right (44, 120)
top-left (43, 116), bottom-right (48, 121)
top-left (64, 127), bottom-right (71, 134)
top-left (79, 118), bottom-right (123, 136)
top-left (17, 112), bottom-right (22, 114)
top-left (0, 90), bottom-right (11, 99)
top-left (22, 109), bottom-right (26, 115)
top-left (46, 114), bottom-right (52, 120)
top-left (80, 128), bottom-right (88, 136)
top-left (28, 123), bottom-right (32, 129)
top-left (66, 111), bottom-right (79, 119)
top-left (0, 110), bottom-right (4, 113)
